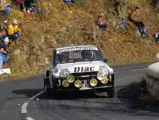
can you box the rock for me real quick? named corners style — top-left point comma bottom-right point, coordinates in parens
top-left (14, 49), bottom-right (21, 55)
top-left (136, 29), bottom-right (141, 37)
top-left (156, 52), bottom-right (159, 59)
top-left (45, 57), bottom-right (49, 64)
top-left (40, 36), bottom-right (45, 42)
top-left (0, 0), bottom-right (7, 7)
top-left (52, 38), bottom-right (57, 45)
top-left (60, 26), bottom-right (66, 32)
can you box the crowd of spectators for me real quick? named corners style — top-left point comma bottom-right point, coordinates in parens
top-left (0, 2), bottom-right (21, 69)
top-left (0, 0), bottom-right (39, 70)
top-left (0, 0), bottom-right (158, 70)
top-left (96, 1), bottom-right (158, 41)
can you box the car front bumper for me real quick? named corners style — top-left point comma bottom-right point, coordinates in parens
top-left (55, 85), bottom-right (113, 92)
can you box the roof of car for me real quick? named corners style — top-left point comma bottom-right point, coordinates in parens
top-left (56, 45), bottom-right (97, 50)
top-left (55, 45), bottom-right (98, 53)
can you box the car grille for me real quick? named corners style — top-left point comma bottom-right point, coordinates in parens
top-left (71, 72), bottom-right (98, 80)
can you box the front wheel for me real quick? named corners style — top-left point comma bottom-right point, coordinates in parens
top-left (107, 87), bottom-right (114, 98)
top-left (44, 85), bottom-right (51, 93)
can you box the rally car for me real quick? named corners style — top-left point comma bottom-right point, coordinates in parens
top-left (43, 45), bottom-right (114, 97)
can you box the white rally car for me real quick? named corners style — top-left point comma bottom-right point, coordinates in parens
top-left (43, 45), bottom-right (114, 97)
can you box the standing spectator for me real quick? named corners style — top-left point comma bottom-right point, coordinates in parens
top-left (131, 7), bottom-right (147, 38)
top-left (97, 16), bottom-right (107, 32)
top-left (7, 19), bottom-right (21, 41)
top-left (114, 0), bottom-right (128, 30)
top-left (0, 47), bottom-right (8, 69)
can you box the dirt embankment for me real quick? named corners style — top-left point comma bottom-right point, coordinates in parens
top-left (3, 0), bottom-right (159, 75)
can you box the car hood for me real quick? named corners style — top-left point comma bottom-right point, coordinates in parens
top-left (53, 61), bottom-right (114, 77)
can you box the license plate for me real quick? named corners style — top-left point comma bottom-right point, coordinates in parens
top-left (82, 80), bottom-right (88, 87)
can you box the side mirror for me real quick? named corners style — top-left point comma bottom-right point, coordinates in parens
top-left (104, 58), bottom-right (108, 62)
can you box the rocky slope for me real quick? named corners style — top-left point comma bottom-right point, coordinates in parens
top-left (5, 0), bottom-right (159, 74)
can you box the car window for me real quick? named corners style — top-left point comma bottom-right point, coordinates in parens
top-left (56, 50), bottom-right (103, 64)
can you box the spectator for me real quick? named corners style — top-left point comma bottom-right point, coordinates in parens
top-left (0, 47), bottom-right (8, 69)
top-left (97, 16), bottom-right (107, 32)
top-left (0, 23), bottom-right (7, 32)
top-left (7, 19), bottom-right (21, 41)
top-left (0, 31), bottom-right (9, 50)
top-left (154, 29), bottom-right (159, 43)
top-left (3, 3), bottom-right (12, 17)
top-left (131, 7), bottom-right (147, 38)
top-left (27, 6), bottom-right (37, 14)
top-left (15, 0), bottom-right (25, 11)
top-left (0, 32), bottom-right (3, 43)
top-left (114, 0), bottom-right (128, 30)
top-left (63, 0), bottom-right (75, 3)
top-left (152, 0), bottom-right (158, 8)
top-left (0, 6), bottom-right (4, 17)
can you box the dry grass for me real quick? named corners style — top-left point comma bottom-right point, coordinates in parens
top-left (0, 0), bottom-right (159, 79)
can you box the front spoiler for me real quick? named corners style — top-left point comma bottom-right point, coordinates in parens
top-left (55, 85), bottom-right (113, 92)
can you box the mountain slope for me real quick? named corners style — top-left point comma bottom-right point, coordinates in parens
top-left (6, 0), bottom-right (159, 74)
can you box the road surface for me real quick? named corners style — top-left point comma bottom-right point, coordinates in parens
top-left (0, 63), bottom-right (159, 120)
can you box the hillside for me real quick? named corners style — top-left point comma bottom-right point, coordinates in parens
top-left (2, 0), bottom-right (159, 76)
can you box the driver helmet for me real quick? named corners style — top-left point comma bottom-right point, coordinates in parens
top-left (60, 52), bottom-right (69, 62)
top-left (81, 50), bottom-right (93, 59)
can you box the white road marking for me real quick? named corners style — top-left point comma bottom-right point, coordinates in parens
top-left (21, 91), bottom-right (45, 120)
top-left (131, 68), bottom-right (146, 71)
top-left (114, 68), bottom-right (146, 74)
top-left (26, 117), bottom-right (35, 120)
top-left (21, 103), bottom-right (28, 113)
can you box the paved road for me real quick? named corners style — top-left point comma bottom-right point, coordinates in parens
top-left (0, 63), bottom-right (159, 120)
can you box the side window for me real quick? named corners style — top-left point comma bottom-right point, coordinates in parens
top-left (52, 50), bottom-right (56, 66)
top-left (97, 48), bottom-right (104, 61)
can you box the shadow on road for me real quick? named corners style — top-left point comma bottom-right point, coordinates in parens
top-left (12, 81), bottom-right (159, 115)
top-left (12, 88), bottom-right (43, 98)
top-left (12, 88), bottom-right (107, 100)
top-left (118, 80), bottom-right (159, 114)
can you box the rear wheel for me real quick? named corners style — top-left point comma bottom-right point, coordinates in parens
top-left (107, 87), bottom-right (114, 98)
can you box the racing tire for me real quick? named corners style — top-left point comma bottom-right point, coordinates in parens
top-left (107, 87), bottom-right (114, 98)
top-left (44, 85), bottom-right (51, 93)
top-left (44, 85), bottom-right (57, 95)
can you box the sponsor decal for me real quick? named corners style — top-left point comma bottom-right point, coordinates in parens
top-left (56, 47), bottom-right (98, 53)
top-left (74, 66), bottom-right (95, 72)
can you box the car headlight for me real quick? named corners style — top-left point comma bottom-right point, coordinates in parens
top-left (67, 75), bottom-right (75, 83)
top-left (99, 66), bottom-right (109, 74)
top-left (97, 72), bottom-right (105, 80)
top-left (74, 80), bottom-right (82, 88)
top-left (90, 79), bottom-right (98, 87)
top-left (62, 80), bottom-right (69, 87)
top-left (59, 69), bottom-right (70, 78)
top-left (101, 77), bottom-right (109, 84)
top-left (97, 67), bottom-right (109, 80)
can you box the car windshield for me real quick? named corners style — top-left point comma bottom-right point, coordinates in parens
top-left (56, 50), bottom-right (103, 64)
